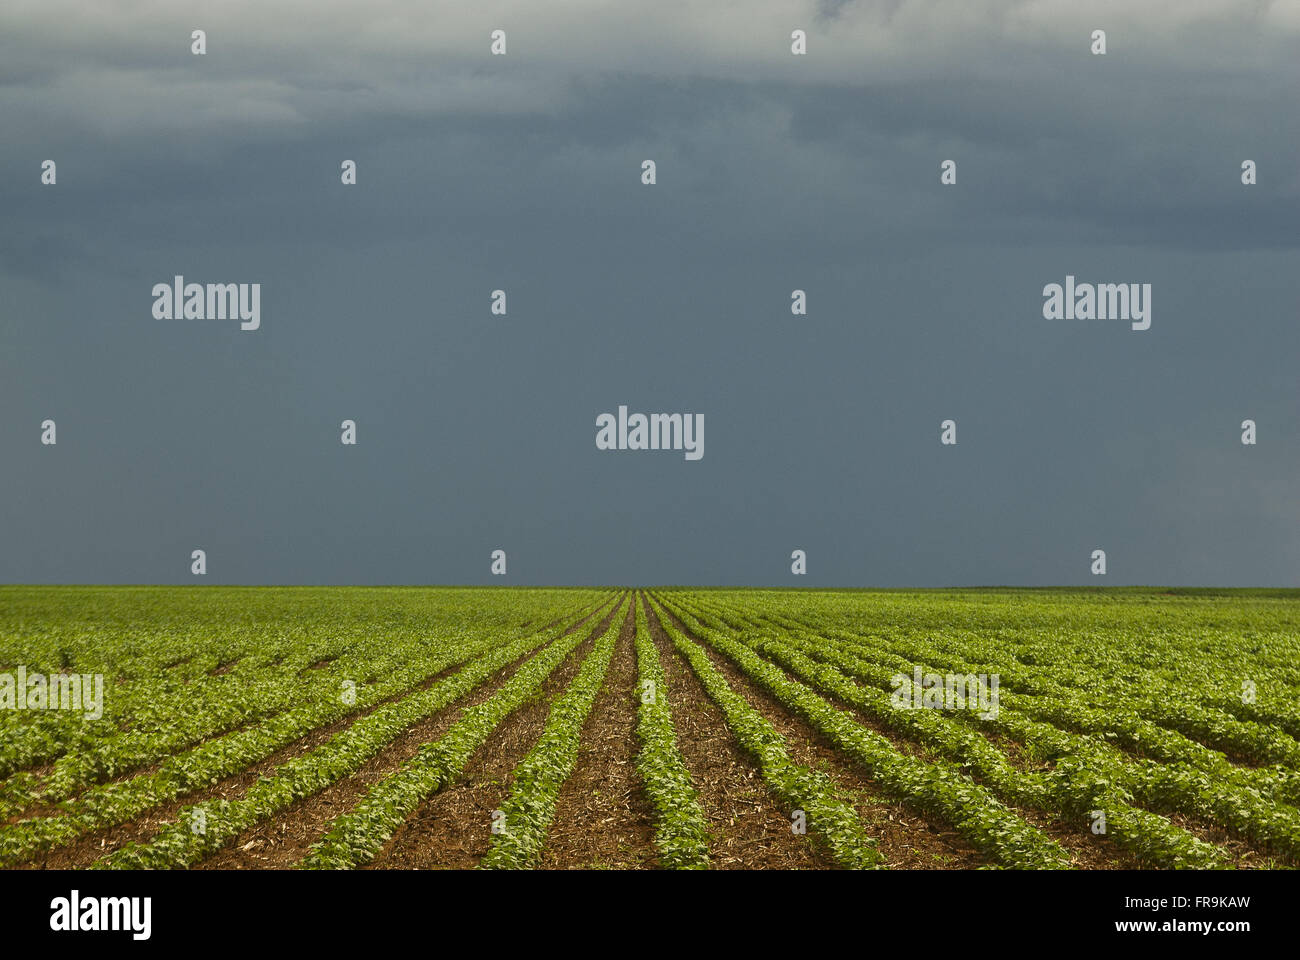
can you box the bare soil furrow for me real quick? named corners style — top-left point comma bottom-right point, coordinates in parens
top-left (16, 600), bottom-right (614, 870)
top-left (359, 598), bottom-right (628, 869)
top-left (641, 594), bottom-right (832, 868)
top-left (537, 598), bottom-right (656, 869)
top-left (651, 597), bottom-right (988, 869)
top-left (200, 596), bottom-right (625, 869)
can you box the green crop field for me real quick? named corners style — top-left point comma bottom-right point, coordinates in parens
top-left (2, 585), bottom-right (1298, 870)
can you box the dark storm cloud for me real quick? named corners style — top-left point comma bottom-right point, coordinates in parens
top-left (1, 2), bottom-right (1297, 586)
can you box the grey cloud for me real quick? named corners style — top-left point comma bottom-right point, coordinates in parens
top-left (0, 1), bottom-right (1295, 586)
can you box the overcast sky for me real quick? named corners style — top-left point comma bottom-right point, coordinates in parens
top-left (1, 1), bottom-right (1297, 586)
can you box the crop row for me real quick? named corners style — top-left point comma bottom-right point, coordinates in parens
top-left (714, 595), bottom-right (1300, 834)
top-left (681, 594), bottom-right (1232, 867)
top-left (298, 594), bottom-right (630, 869)
top-left (646, 598), bottom-right (883, 869)
top-left (630, 594), bottom-right (711, 869)
top-left (1, 641), bottom-right (406, 820)
top-left (1, 595), bottom-right (614, 866)
top-left (653, 593), bottom-right (1074, 869)
top-left (0, 589), bottom-right (606, 803)
top-left (715, 590), bottom-right (1300, 744)
top-left (712, 596), bottom-right (1300, 803)
top-left (81, 593), bottom-right (623, 869)
top-left (0, 630), bottom-right (354, 785)
top-left (687, 592), bottom-right (1300, 864)
top-left (479, 603), bottom-right (631, 867)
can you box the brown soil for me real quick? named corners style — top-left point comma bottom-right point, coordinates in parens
top-left (18, 597), bottom-right (618, 869)
top-left (8, 600), bottom-right (614, 823)
top-left (14, 591), bottom-right (1270, 873)
top-left (667, 597), bottom-right (1151, 869)
top-left (648, 595), bottom-right (987, 869)
top-left (199, 594), bottom-right (625, 869)
top-left (1163, 810), bottom-right (1283, 869)
top-left (8, 658), bottom-right (465, 831)
top-left (536, 599), bottom-right (657, 868)
top-left (361, 595), bottom-right (629, 869)
top-left (639, 594), bottom-right (834, 869)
